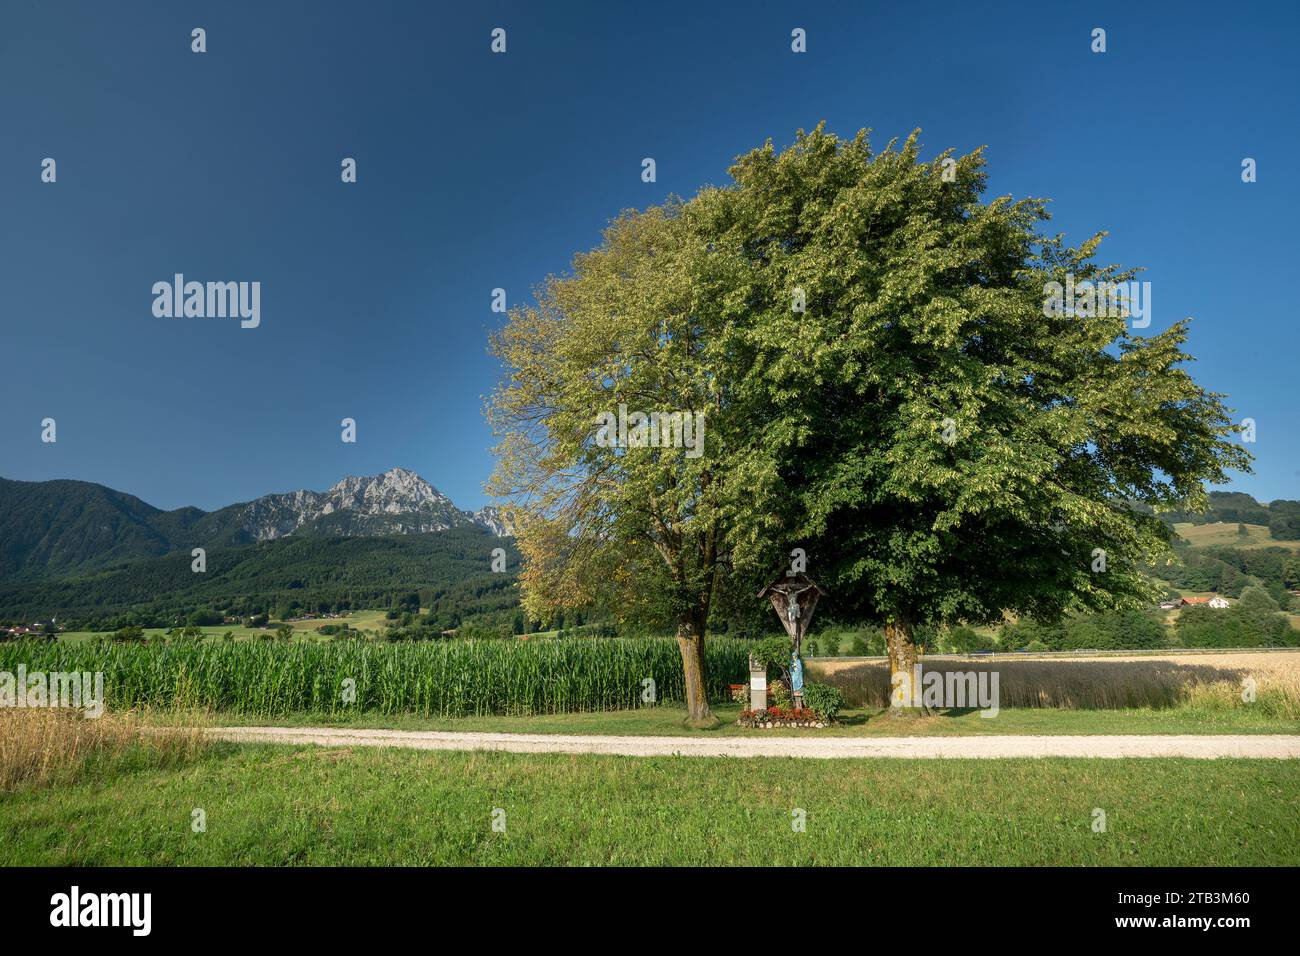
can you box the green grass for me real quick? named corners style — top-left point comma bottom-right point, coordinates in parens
top-left (183, 703), bottom-right (1300, 736)
top-left (2, 743), bottom-right (1294, 865)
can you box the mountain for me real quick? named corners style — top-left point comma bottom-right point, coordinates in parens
top-left (213, 467), bottom-right (492, 541)
top-left (0, 468), bottom-right (508, 582)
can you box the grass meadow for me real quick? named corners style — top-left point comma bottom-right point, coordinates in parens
top-left (1, 733), bottom-right (1295, 866)
top-left (1172, 521), bottom-right (1300, 550)
top-left (55, 609), bottom-right (395, 644)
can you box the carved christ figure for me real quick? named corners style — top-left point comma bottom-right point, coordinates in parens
top-left (778, 583), bottom-right (812, 625)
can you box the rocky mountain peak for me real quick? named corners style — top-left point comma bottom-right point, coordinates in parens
top-left (472, 505), bottom-right (511, 537)
top-left (236, 468), bottom-right (504, 541)
top-left (324, 467), bottom-right (451, 514)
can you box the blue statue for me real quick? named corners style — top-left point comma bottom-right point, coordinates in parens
top-left (790, 651), bottom-right (804, 693)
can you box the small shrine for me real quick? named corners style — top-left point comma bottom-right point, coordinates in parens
top-left (750, 571), bottom-right (824, 710)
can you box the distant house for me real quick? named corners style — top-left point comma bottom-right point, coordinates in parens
top-left (1178, 595), bottom-right (1230, 609)
top-left (3, 624), bottom-right (48, 638)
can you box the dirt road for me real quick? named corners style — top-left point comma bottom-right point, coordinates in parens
top-left (205, 726), bottom-right (1300, 759)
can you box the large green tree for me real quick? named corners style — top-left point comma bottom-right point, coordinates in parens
top-left (487, 124), bottom-right (1250, 719)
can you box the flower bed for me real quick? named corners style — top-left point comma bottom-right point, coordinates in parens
top-left (737, 706), bottom-right (829, 729)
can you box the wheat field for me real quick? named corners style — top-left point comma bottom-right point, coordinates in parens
top-left (810, 650), bottom-right (1300, 716)
top-left (0, 709), bottom-right (206, 792)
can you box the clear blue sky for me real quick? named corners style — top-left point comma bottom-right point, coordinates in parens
top-left (2, 0), bottom-right (1297, 512)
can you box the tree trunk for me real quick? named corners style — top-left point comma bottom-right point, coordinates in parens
top-left (884, 617), bottom-right (928, 715)
top-left (676, 613), bottom-right (718, 728)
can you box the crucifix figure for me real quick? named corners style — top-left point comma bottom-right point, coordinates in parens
top-left (781, 584), bottom-right (812, 626)
top-left (768, 581), bottom-right (817, 654)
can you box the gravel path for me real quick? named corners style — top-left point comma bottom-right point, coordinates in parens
top-left (205, 726), bottom-right (1300, 759)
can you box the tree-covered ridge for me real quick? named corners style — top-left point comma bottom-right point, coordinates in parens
top-left (1155, 543), bottom-right (1300, 598)
top-left (1160, 491), bottom-right (1300, 540)
top-left (0, 477), bottom-right (213, 581)
top-left (0, 528), bottom-right (519, 630)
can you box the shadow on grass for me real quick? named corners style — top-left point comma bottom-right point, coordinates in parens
top-left (833, 712), bottom-right (873, 727)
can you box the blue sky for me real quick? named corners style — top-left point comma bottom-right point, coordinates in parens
top-left (2, 0), bottom-right (1297, 512)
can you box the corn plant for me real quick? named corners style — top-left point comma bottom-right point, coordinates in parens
top-left (0, 637), bottom-right (751, 718)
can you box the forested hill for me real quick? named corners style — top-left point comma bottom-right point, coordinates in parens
top-left (1162, 492), bottom-right (1300, 540)
top-left (0, 528), bottom-right (519, 627)
top-left (0, 477), bottom-right (225, 581)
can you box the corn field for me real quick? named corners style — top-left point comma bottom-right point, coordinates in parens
top-left (0, 638), bottom-right (751, 718)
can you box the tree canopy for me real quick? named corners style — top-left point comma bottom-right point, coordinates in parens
top-left (487, 124), bottom-right (1251, 716)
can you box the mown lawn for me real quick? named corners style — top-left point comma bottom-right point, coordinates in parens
top-left (176, 703), bottom-right (1300, 736)
top-left (1, 744), bottom-right (1295, 866)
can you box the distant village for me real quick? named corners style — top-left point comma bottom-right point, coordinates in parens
top-left (0, 611), bottom-right (356, 640)
top-left (1, 619), bottom-right (61, 639)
